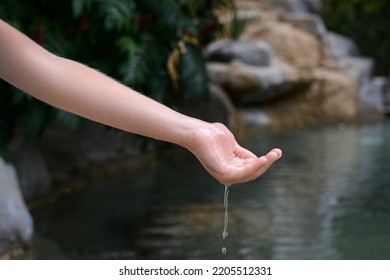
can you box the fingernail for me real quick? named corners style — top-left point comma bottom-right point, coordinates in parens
top-left (275, 150), bottom-right (282, 160)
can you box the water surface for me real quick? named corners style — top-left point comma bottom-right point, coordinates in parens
top-left (26, 120), bottom-right (390, 259)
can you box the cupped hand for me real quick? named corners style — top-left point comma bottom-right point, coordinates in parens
top-left (188, 123), bottom-right (282, 186)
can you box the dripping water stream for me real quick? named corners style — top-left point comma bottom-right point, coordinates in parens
top-left (221, 185), bottom-right (230, 256)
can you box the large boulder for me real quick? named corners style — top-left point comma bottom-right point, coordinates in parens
top-left (262, 69), bottom-right (358, 127)
top-left (206, 40), bottom-right (273, 67)
top-left (207, 61), bottom-right (298, 104)
top-left (10, 143), bottom-right (51, 202)
top-left (242, 21), bottom-right (322, 69)
top-left (0, 158), bottom-right (33, 257)
top-left (206, 39), bottom-right (311, 105)
top-left (37, 120), bottom-right (142, 181)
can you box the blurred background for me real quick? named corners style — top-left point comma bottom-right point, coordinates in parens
top-left (1, 0), bottom-right (390, 259)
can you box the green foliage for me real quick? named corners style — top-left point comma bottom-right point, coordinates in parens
top-left (323, 0), bottom-right (390, 75)
top-left (0, 92), bottom-right (14, 160)
top-left (179, 44), bottom-right (209, 100)
top-left (0, 0), bottom-right (223, 158)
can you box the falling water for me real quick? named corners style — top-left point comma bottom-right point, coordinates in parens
top-left (221, 185), bottom-right (230, 256)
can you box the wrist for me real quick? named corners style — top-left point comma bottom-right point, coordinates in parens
top-left (178, 117), bottom-right (211, 152)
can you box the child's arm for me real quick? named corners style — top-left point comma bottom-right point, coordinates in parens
top-left (0, 20), bottom-right (281, 186)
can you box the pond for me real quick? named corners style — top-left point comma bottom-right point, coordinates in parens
top-left (24, 120), bottom-right (390, 260)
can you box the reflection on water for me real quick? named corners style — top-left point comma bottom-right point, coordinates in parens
top-left (26, 120), bottom-right (390, 260)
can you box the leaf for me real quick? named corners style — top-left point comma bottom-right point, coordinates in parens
top-left (0, 102), bottom-right (15, 160)
top-left (72, 0), bottom-right (96, 18)
top-left (98, 0), bottom-right (136, 31)
top-left (55, 109), bottom-right (82, 130)
top-left (147, 74), bottom-right (172, 104)
top-left (117, 36), bottom-right (138, 57)
top-left (179, 44), bottom-right (208, 100)
top-left (361, 0), bottom-right (387, 13)
top-left (118, 33), bottom-right (153, 87)
top-left (136, 0), bottom-right (191, 33)
top-left (72, 0), bottom-right (85, 18)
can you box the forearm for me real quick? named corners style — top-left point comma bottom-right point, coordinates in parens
top-left (23, 55), bottom-right (204, 148)
top-left (0, 20), bottom-right (204, 149)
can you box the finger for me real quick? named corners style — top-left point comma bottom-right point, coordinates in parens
top-left (234, 143), bottom-right (257, 159)
top-left (247, 149), bottom-right (282, 181)
top-left (222, 148), bottom-right (282, 185)
top-left (234, 149), bottom-right (281, 183)
top-left (270, 148), bottom-right (283, 160)
top-left (246, 156), bottom-right (270, 182)
top-left (246, 149), bottom-right (281, 175)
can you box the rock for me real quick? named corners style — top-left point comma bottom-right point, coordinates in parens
top-left (207, 60), bottom-right (297, 104)
top-left (239, 109), bottom-right (272, 128)
top-left (17, 233), bottom-right (67, 260)
top-left (261, 0), bottom-right (308, 14)
top-left (302, 0), bottom-right (323, 14)
top-left (259, 0), bottom-right (323, 14)
top-left (325, 32), bottom-right (359, 59)
top-left (206, 36), bottom-right (315, 107)
top-left (323, 31), bottom-right (383, 119)
top-left (207, 62), bottom-right (260, 95)
top-left (0, 158), bottom-right (33, 256)
top-left (262, 69), bottom-right (358, 127)
top-left (205, 40), bottom-right (273, 67)
top-left (78, 122), bottom-right (142, 163)
top-left (339, 57), bottom-right (374, 85)
top-left (382, 78), bottom-right (390, 115)
top-left (311, 69), bottom-right (358, 121)
top-left (338, 57), bottom-right (383, 118)
top-left (242, 21), bottom-right (322, 69)
top-left (360, 77), bottom-right (390, 117)
top-left (38, 120), bottom-right (142, 178)
top-left (10, 143), bottom-right (51, 202)
top-left (283, 13), bottom-right (327, 39)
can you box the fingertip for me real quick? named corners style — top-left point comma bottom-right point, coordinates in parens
top-left (270, 148), bottom-right (282, 160)
top-left (276, 148), bottom-right (283, 158)
top-left (266, 151), bottom-right (279, 161)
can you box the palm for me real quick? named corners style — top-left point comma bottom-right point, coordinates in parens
top-left (189, 123), bottom-right (281, 186)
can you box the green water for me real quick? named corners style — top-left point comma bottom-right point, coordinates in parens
top-left (25, 120), bottom-right (390, 259)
